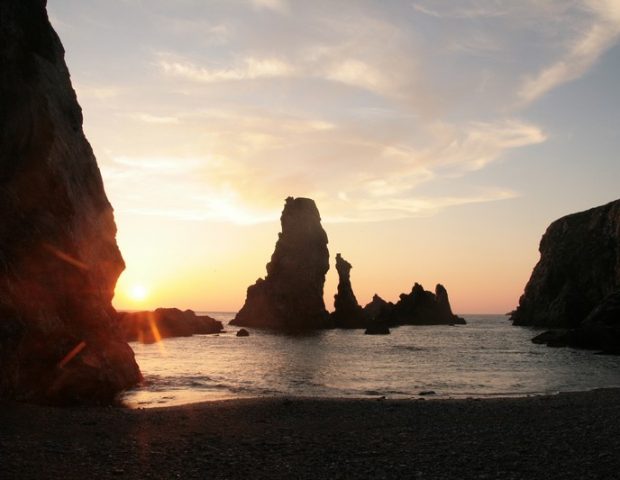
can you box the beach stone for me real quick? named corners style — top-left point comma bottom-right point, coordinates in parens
top-left (330, 253), bottom-right (366, 328)
top-left (0, 0), bottom-right (141, 404)
top-left (236, 328), bottom-right (250, 337)
top-left (231, 197), bottom-right (330, 331)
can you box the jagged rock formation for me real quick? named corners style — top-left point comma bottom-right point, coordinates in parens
top-left (512, 199), bottom-right (620, 328)
top-left (330, 254), bottom-right (365, 328)
top-left (390, 283), bottom-right (466, 325)
top-left (363, 284), bottom-right (465, 327)
top-left (0, 0), bottom-right (141, 404)
top-left (511, 199), bottom-right (620, 351)
top-left (119, 308), bottom-right (223, 344)
top-left (363, 294), bottom-right (395, 323)
top-left (231, 197), bottom-right (330, 330)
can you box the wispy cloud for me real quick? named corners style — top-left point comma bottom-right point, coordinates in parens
top-left (250, 0), bottom-right (289, 13)
top-left (518, 0), bottom-right (620, 104)
top-left (412, 2), bottom-right (509, 19)
top-left (128, 113), bottom-right (180, 124)
top-left (159, 56), bottom-right (295, 82)
top-left (61, 0), bottom-right (620, 225)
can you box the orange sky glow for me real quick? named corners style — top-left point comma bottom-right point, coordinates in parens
top-left (48, 1), bottom-right (620, 314)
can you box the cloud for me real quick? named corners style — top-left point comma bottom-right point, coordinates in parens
top-left (73, 84), bottom-right (123, 100)
top-left (412, 2), bottom-right (509, 19)
top-left (518, 0), bottom-right (620, 104)
top-left (100, 108), bottom-right (544, 224)
top-left (159, 56), bottom-right (295, 82)
top-left (128, 113), bottom-right (180, 124)
top-left (250, 0), bottom-right (289, 13)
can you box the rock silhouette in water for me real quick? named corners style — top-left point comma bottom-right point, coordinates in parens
top-left (119, 308), bottom-right (223, 344)
top-left (390, 283), bottom-right (465, 325)
top-left (511, 199), bottom-right (620, 329)
top-left (511, 199), bottom-right (620, 351)
top-left (0, 0), bottom-right (141, 404)
top-left (330, 254), bottom-right (365, 328)
top-left (364, 284), bottom-right (464, 326)
top-left (231, 197), bottom-right (330, 330)
top-left (363, 294), bottom-right (395, 323)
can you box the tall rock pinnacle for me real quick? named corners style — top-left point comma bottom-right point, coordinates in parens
top-left (0, 0), bottom-right (141, 404)
top-left (331, 253), bottom-right (365, 328)
top-left (231, 197), bottom-right (330, 330)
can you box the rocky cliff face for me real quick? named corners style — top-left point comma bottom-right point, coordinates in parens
top-left (511, 199), bottom-right (620, 328)
top-left (330, 253), bottom-right (365, 328)
top-left (0, 0), bottom-right (141, 404)
top-left (231, 197), bottom-right (330, 330)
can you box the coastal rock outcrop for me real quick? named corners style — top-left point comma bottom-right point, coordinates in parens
top-left (511, 199), bottom-right (620, 329)
top-left (0, 0), bottom-right (141, 404)
top-left (119, 309), bottom-right (223, 344)
top-left (363, 294), bottom-right (395, 323)
top-left (231, 197), bottom-right (330, 331)
top-left (330, 254), bottom-right (365, 328)
top-left (511, 199), bottom-right (620, 351)
top-left (389, 283), bottom-right (465, 326)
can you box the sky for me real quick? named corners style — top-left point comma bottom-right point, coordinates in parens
top-left (47, 0), bottom-right (620, 314)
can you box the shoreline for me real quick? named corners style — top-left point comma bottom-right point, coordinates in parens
top-left (119, 384), bottom-right (620, 410)
top-left (3, 388), bottom-right (620, 479)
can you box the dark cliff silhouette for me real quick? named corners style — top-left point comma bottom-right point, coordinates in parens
top-left (231, 197), bottom-right (330, 331)
top-left (513, 199), bottom-right (620, 352)
top-left (0, 0), bottom-right (141, 404)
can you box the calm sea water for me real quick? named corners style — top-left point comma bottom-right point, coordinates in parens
top-left (120, 313), bottom-right (620, 408)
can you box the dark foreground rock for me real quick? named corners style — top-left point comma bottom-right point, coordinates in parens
top-left (364, 324), bottom-right (390, 335)
top-left (0, 0), bottom-right (141, 404)
top-left (330, 253), bottom-right (366, 328)
top-left (511, 199), bottom-right (620, 351)
top-left (236, 328), bottom-right (250, 337)
top-left (231, 197), bottom-right (330, 331)
top-left (119, 309), bottom-right (223, 343)
top-left (3, 389), bottom-right (620, 480)
top-left (367, 283), bottom-right (465, 326)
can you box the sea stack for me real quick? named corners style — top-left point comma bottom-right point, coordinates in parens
top-left (231, 197), bottom-right (330, 330)
top-left (511, 199), bottom-right (620, 351)
top-left (0, 1), bottom-right (141, 404)
top-left (331, 254), bottom-right (365, 328)
top-left (389, 283), bottom-right (465, 325)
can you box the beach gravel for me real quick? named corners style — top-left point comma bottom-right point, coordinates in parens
top-left (2, 389), bottom-right (620, 479)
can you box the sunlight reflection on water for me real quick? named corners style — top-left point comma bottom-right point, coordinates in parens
top-left (121, 314), bottom-right (620, 408)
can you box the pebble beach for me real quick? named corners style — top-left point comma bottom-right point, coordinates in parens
top-left (2, 389), bottom-right (620, 479)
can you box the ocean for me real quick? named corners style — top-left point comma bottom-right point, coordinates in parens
top-left (120, 313), bottom-right (620, 408)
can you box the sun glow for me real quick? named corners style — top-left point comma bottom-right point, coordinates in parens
top-left (129, 284), bottom-right (149, 302)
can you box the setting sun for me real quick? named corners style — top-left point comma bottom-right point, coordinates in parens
top-left (129, 284), bottom-right (149, 302)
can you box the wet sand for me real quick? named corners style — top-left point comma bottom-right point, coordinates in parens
top-left (2, 389), bottom-right (620, 479)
